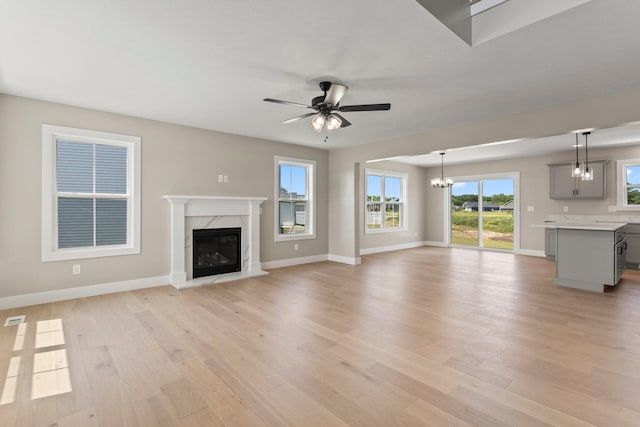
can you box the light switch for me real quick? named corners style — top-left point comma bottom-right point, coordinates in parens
top-left (527, 206), bottom-right (534, 212)
top-left (608, 205), bottom-right (617, 212)
top-left (218, 174), bottom-right (224, 183)
top-left (223, 175), bottom-right (228, 183)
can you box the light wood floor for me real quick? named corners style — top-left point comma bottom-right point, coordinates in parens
top-left (2, 248), bottom-right (640, 426)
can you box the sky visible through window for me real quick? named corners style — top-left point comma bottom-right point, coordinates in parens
top-left (280, 164), bottom-right (306, 197)
top-left (452, 179), bottom-right (513, 196)
top-left (367, 175), bottom-right (381, 200)
top-left (627, 165), bottom-right (640, 185)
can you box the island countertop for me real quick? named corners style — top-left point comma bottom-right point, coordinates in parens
top-left (533, 221), bottom-right (627, 231)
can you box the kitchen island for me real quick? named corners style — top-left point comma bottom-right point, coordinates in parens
top-left (537, 221), bottom-right (626, 292)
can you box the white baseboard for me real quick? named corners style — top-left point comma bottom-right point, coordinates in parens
top-left (328, 254), bottom-right (362, 265)
top-left (0, 275), bottom-right (169, 310)
top-left (424, 241), bottom-right (448, 247)
top-left (360, 241), bottom-right (427, 255)
top-left (262, 254), bottom-right (329, 270)
top-left (518, 249), bottom-right (546, 257)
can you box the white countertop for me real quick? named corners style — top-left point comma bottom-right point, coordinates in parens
top-left (534, 221), bottom-right (626, 231)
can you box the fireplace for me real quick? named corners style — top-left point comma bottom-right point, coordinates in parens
top-left (192, 227), bottom-right (241, 278)
top-left (164, 195), bottom-right (267, 288)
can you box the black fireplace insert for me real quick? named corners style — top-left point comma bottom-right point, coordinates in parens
top-left (192, 227), bottom-right (241, 278)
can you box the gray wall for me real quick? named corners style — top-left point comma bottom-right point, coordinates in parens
top-left (0, 94), bottom-right (328, 298)
top-left (424, 144), bottom-right (640, 251)
top-left (358, 161), bottom-right (427, 251)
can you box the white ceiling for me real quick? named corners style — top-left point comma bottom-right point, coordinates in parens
top-left (393, 121), bottom-right (640, 167)
top-left (2, 0), bottom-right (640, 150)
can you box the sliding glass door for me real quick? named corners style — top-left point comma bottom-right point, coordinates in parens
top-left (451, 181), bottom-right (479, 246)
top-left (450, 175), bottom-right (516, 251)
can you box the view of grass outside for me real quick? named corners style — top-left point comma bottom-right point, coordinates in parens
top-left (366, 205), bottom-right (401, 229)
top-left (451, 178), bottom-right (514, 250)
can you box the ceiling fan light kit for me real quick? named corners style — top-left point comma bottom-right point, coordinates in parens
top-left (264, 81), bottom-right (391, 134)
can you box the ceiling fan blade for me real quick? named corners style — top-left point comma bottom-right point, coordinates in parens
top-left (338, 104), bottom-right (391, 112)
top-left (338, 103), bottom-right (391, 112)
top-left (281, 112), bottom-right (316, 124)
top-left (323, 83), bottom-right (348, 106)
top-left (334, 113), bottom-right (351, 128)
top-left (263, 98), bottom-right (312, 109)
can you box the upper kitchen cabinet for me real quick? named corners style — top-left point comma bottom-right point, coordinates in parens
top-left (548, 160), bottom-right (607, 199)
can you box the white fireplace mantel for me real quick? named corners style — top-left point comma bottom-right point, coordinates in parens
top-left (164, 195), bottom-right (268, 288)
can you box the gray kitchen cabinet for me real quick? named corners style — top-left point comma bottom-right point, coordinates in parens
top-left (545, 228), bottom-right (556, 260)
top-left (548, 160), bottom-right (606, 199)
top-left (625, 223), bottom-right (640, 269)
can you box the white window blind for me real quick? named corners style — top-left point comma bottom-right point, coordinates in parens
top-left (56, 141), bottom-right (128, 248)
top-left (42, 124), bottom-right (141, 262)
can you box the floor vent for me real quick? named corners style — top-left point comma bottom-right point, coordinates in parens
top-left (4, 315), bottom-right (26, 327)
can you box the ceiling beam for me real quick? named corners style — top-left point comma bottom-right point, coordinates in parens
top-left (415, 0), bottom-right (472, 45)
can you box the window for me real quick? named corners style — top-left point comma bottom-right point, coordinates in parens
top-left (365, 169), bottom-right (407, 232)
top-left (42, 125), bottom-right (141, 261)
top-left (274, 156), bottom-right (315, 241)
top-left (617, 159), bottom-right (640, 210)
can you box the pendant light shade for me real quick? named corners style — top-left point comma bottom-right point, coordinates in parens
top-left (571, 133), bottom-right (583, 178)
top-left (431, 152), bottom-right (453, 188)
top-left (581, 131), bottom-right (593, 181)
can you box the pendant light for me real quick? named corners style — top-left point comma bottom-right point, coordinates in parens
top-left (571, 133), bottom-right (583, 177)
top-left (431, 152), bottom-right (453, 188)
top-left (581, 131), bottom-right (593, 181)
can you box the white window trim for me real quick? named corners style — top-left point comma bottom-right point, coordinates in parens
top-left (41, 124), bottom-right (141, 262)
top-left (274, 156), bottom-right (316, 242)
top-left (364, 168), bottom-right (408, 234)
top-left (617, 158), bottom-right (640, 211)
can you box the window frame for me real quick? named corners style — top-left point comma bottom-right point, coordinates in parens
top-left (616, 158), bottom-right (640, 211)
top-left (274, 156), bottom-right (316, 242)
top-left (364, 168), bottom-right (408, 234)
top-left (41, 124), bottom-right (141, 262)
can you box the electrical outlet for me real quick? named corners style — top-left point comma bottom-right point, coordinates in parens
top-left (563, 206), bottom-right (569, 212)
top-left (294, 243), bottom-right (299, 251)
top-left (218, 174), bottom-right (224, 183)
top-left (72, 264), bottom-right (81, 275)
top-left (223, 175), bottom-right (228, 183)
top-left (527, 206), bottom-right (534, 212)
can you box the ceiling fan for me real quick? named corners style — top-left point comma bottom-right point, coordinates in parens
top-left (264, 81), bottom-right (391, 132)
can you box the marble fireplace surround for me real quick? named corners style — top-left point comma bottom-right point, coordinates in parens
top-left (164, 195), bottom-right (268, 289)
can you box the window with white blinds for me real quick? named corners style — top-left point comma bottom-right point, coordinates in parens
top-left (42, 125), bottom-right (141, 261)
